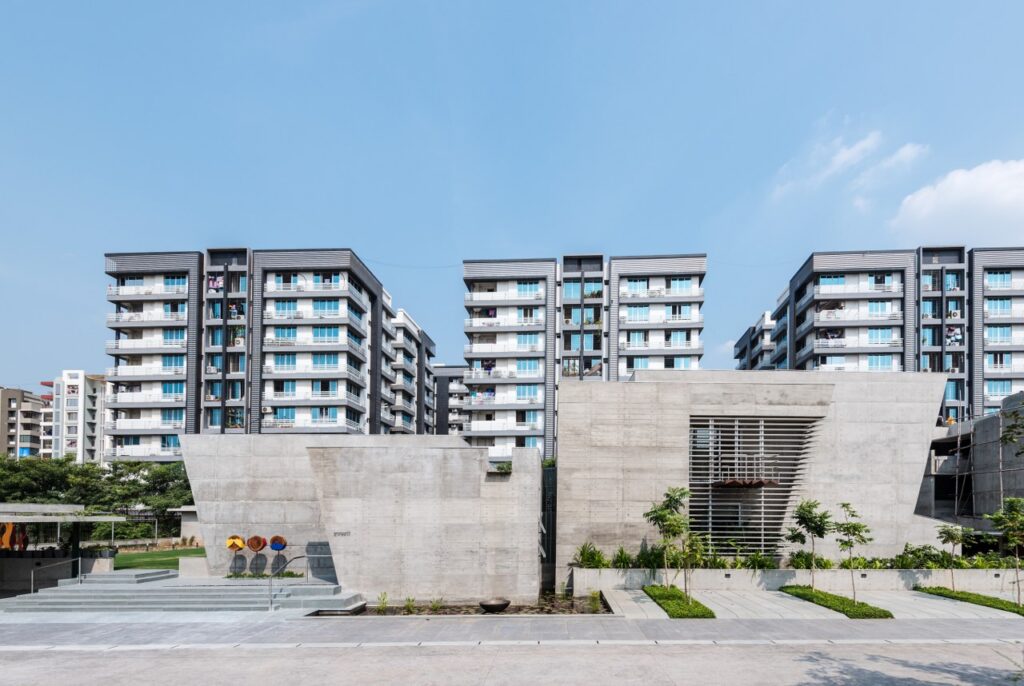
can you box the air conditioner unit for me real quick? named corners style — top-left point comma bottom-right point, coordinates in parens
top-left (262, 407), bottom-right (273, 414)
top-left (206, 366), bottom-right (218, 373)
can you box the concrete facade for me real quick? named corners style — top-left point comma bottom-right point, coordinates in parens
top-left (555, 370), bottom-right (947, 585)
top-left (181, 435), bottom-right (541, 603)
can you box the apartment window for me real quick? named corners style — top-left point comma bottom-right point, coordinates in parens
top-left (226, 407), bottom-right (244, 428)
top-left (164, 302), bottom-right (186, 315)
top-left (313, 299), bottom-right (339, 315)
top-left (162, 354), bottom-right (185, 368)
top-left (583, 333), bottom-right (597, 351)
top-left (122, 276), bottom-right (143, 287)
top-left (920, 327), bottom-right (938, 346)
top-left (626, 305), bottom-right (649, 322)
top-left (823, 355), bottom-right (846, 367)
top-left (209, 301), bottom-right (223, 319)
top-left (164, 329), bottom-right (185, 342)
top-left (867, 354), bottom-right (894, 371)
top-left (869, 273), bottom-right (893, 286)
top-left (164, 275), bottom-right (186, 287)
top-left (161, 435), bottom-right (180, 449)
top-left (921, 300), bottom-right (938, 318)
top-left (583, 279), bottom-right (602, 298)
top-left (666, 356), bottom-right (692, 370)
top-left (275, 326), bottom-right (297, 340)
top-left (516, 385), bottom-right (540, 401)
top-left (348, 304), bottom-right (363, 321)
top-left (818, 274), bottom-right (845, 286)
top-left (208, 408), bottom-right (223, 427)
top-left (521, 436), bottom-right (540, 449)
top-left (668, 330), bottom-right (688, 347)
top-left (275, 299), bottom-right (297, 314)
top-left (313, 325), bottom-right (338, 340)
top-left (921, 273), bottom-right (935, 291)
top-left (986, 325), bottom-right (1011, 344)
top-left (987, 271), bottom-right (1011, 289)
top-left (228, 381), bottom-right (244, 400)
top-left (627, 331), bottom-right (646, 347)
top-left (313, 353), bottom-right (338, 369)
top-left (667, 304), bottom-right (692, 320)
top-left (517, 333), bottom-right (539, 348)
top-left (626, 278), bottom-right (649, 294)
top-left (274, 353), bottom-right (296, 368)
top-left (274, 273), bottom-right (297, 287)
top-left (568, 333), bottom-right (581, 352)
top-left (669, 277), bottom-right (692, 292)
top-left (314, 407), bottom-right (338, 422)
top-left (345, 408), bottom-right (361, 424)
top-left (209, 328), bottom-right (224, 346)
top-left (565, 307), bottom-right (581, 325)
top-left (162, 381), bottom-right (184, 396)
top-left (868, 300), bottom-right (890, 317)
top-left (563, 280), bottom-right (581, 300)
top-left (161, 408), bottom-right (184, 424)
top-left (207, 381), bottom-right (223, 400)
top-left (986, 298), bottom-right (1011, 315)
top-left (274, 380), bottom-right (296, 396)
top-left (313, 271), bottom-right (340, 285)
top-left (518, 306), bottom-right (538, 322)
top-left (517, 280), bottom-right (540, 297)
top-left (273, 407), bottom-right (295, 421)
top-left (986, 380), bottom-right (1012, 398)
top-left (945, 272), bottom-right (962, 291)
top-left (987, 352), bottom-right (1011, 369)
top-left (207, 354), bottom-right (223, 372)
top-left (348, 331), bottom-right (364, 348)
top-left (944, 381), bottom-right (961, 402)
top-left (868, 328), bottom-right (893, 344)
top-left (985, 407), bottom-right (1000, 416)
top-left (516, 359), bottom-right (539, 375)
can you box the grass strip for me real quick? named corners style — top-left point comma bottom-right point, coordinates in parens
top-left (642, 585), bottom-right (716, 618)
top-left (914, 586), bottom-right (1024, 617)
top-left (114, 547), bottom-right (206, 570)
top-left (779, 585), bottom-right (893, 619)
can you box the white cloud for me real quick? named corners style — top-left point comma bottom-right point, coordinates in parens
top-left (853, 142), bottom-right (929, 189)
top-left (773, 131), bottom-right (882, 199)
top-left (717, 339), bottom-right (737, 354)
top-left (890, 159), bottom-right (1024, 244)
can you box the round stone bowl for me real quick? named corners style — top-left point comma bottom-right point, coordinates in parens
top-left (480, 598), bottom-right (511, 614)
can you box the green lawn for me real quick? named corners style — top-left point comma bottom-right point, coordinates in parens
top-left (779, 585), bottom-right (893, 619)
top-left (114, 547), bottom-right (206, 570)
top-left (915, 586), bottom-right (1024, 617)
top-left (643, 585), bottom-right (716, 618)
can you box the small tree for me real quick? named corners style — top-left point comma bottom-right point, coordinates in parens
top-left (784, 499), bottom-right (833, 591)
top-left (676, 531), bottom-right (708, 598)
top-left (644, 487), bottom-right (689, 589)
top-left (834, 502), bottom-right (872, 603)
top-left (936, 524), bottom-right (973, 592)
top-left (988, 497), bottom-right (1024, 606)
top-left (1002, 410), bottom-right (1024, 457)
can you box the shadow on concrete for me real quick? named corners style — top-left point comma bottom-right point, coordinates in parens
top-left (796, 647), bottom-right (1022, 685)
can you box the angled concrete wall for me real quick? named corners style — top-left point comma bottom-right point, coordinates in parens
top-left (555, 370), bottom-right (946, 585)
top-left (181, 435), bottom-right (541, 603)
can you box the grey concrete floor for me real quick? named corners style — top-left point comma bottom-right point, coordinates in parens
top-left (693, 590), bottom-right (842, 619)
top-left (2, 643), bottom-right (1022, 685)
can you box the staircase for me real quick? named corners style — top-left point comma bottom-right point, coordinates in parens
top-left (0, 570), bottom-right (365, 613)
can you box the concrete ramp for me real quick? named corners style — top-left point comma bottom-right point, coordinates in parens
top-left (692, 590), bottom-right (843, 619)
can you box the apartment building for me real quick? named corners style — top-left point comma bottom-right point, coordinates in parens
top-left (433, 364), bottom-right (469, 436)
top-left (389, 310), bottom-right (437, 434)
top-left (40, 371), bottom-right (106, 463)
top-left (733, 311), bottom-right (776, 371)
top-left (105, 248), bottom-right (436, 462)
top-left (1, 387), bottom-right (46, 458)
top-left (736, 246), bottom-right (1024, 421)
top-left (462, 254), bottom-right (706, 458)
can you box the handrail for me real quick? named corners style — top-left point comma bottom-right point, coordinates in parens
top-left (268, 554), bottom-right (307, 611)
top-left (31, 557), bottom-right (82, 594)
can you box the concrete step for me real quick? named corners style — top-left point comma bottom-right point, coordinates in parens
top-left (60, 569), bottom-right (179, 586)
top-left (1, 604), bottom-right (276, 613)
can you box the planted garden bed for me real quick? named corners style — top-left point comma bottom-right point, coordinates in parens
top-left (779, 585), bottom-right (893, 619)
top-left (643, 585), bottom-right (715, 618)
top-left (364, 593), bottom-right (610, 616)
top-left (914, 586), bottom-right (1024, 617)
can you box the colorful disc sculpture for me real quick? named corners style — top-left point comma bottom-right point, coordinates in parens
top-left (269, 535), bottom-right (287, 551)
top-left (226, 535), bottom-right (245, 551)
top-left (246, 535), bottom-right (267, 552)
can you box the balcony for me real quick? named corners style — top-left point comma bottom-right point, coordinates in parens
top-left (392, 399), bottom-right (417, 414)
top-left (108, 392), bottom-right (185, 404)
top-left (262, 309), bottom-right (354, 321)
top-left (107, 311), bottom-right (187, 324)
top-left (985, 280), bottom-right (1024, 292)
top-left (620, 287), bottom-right (703, 299)
top-left (107, 284), bottom-right (187, 297)
top-left (449, 383), bottom-right (469, 394)
top-left (105, 419), bottom-right (185, 431)
top-left (105, 446), bottom-right (182, 459)
top-left (465, 290), bottom-right (545, 302)
top-left (463, 368), bottom-right (544, 381)
top-left (464, 343), bottom-right (544, 354)
top-left (618, 312), bottom-right (703, 325)
top-left (107, 366), bottom-right (186, 378)
top-left (465, 317), bottom-right (545, 329)
top-left (465, 396), bottom-right (541, 407)
top-left (985, 393), bottom-right (1011, 404)
top-left (261, 417), bottom-right (362, 431)
top-left (813, 283), bottom-right (903, 296)
top-left (467, 420), bottom-right (543, 433)
top-left (262, 364), bottom-right (366, 383)
top-left (106, 339), bottom-right (187, 351)
top-left (618, 340), bottom-right (700, 351)
top-left (813, 310), bottom-right (902, 322)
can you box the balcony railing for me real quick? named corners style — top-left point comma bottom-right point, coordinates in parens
top-left (618, 312), bottom-right (703, 324)
top-left (262, 417), bottom-right (362, 431)
top-left (263, 309), bottom-right (356, 321)
top-left (107, 284), bottom-right (187, 297)
top-left (465, 396), bottom-right (540, 406)
top-left (107, 311), bottom-right (187, 323)
top-left (465, 317), bottom-right (544, 328)
top-left (105, 446), bottom-right (182, 458)
top-left (106, 339), bottom-right (187, 350)
top-left (985, 393), bottom-right (1011, 404)
top-left (620, 287), bottom-right (703, 299)
top-left (463, 368), bottom-right (543, 380)
top-left (109, 392), bottom-right (185, 404)
top-left (814, 310), bottom-right (902, 322)
top-left (465, 291), bottom-right (545, 302)
top-left (468, 420), bottom-right (543, 432)
top-left (985, 280), bottom-right (1024, 291)
top-left (107, 366), bottom-right (186, 377)
top-left (464, 343), bottom-right (543, 354)
top-left (813, 283), bottom-right (903, 295)
top-left (105, 419), bottom-right (185, 430)
top-left (619, 340), bottom-right (699, 350)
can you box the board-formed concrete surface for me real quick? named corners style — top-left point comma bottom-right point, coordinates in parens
top-left (854, 591), bottom-right (1021, 619)
top-left (1, 643), bottom-right (1021, 686)
top-left (692, 591), bottom-right (842, 619)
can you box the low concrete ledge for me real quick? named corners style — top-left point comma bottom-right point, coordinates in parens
top-left (570, 568), bottom-right (1015, 597)
top-left (178, 556), bottom-right (210, 578)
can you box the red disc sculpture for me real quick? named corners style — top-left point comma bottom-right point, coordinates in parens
top-left (247, 535), bottom-right (267, 552)
top-left (226, 535), bottom-right (245, 552)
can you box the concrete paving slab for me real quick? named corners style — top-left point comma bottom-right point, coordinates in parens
top-left (692, 590), bottom-right (843, 619)
top-left (856, 591), bottom-right (1021, 619)
top-left (603, 589), bottom-right (669, 619)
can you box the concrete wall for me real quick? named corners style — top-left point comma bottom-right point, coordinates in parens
top-left (555, 370), bottom-right (947, 585)
top-left (970, 393), bottom-right (1024, 516)
top-left (0, 557), bottom-right (113, 592)
top-left (182, 434), bottom-right (541, 603)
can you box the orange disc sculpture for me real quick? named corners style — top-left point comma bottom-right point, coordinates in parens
top-left (247, 535), bottom-right (267, 552)
top-left (226, 535), bottom-right (245, 551)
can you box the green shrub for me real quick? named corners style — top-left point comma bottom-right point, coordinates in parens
top-left (700, 555), bottom-right (730, 569)
top-left (572, 541), bottom-right (610, 569)
top-left (914, 586), bottom-right (1024, 616)
top-left (404, 597), bottom-right (416, 614)
top-left (740, 552), bottom-right (778, 570)
top-left (779, 585), bottom-right (893, 619)
top-left (643, 585), bottom-right (715, 619)
top-left (494, 461), bottom-right (512, 474)
top-left (588, 590), bottom-right (602, 613)
top-left (633, 541), bottom-right (663, 571)
top-left (541, 458), bottom-right (557, 469)
top-left (429, 597), bottom-right (444, 612)
top-left (376, 591), bottom-right (389, 615)
top-left (787, 550), bottom-right (833, 570)
top-left (611, 546), bottom-right (634, 569)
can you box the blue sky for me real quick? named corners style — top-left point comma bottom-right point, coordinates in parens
top-left (2, 2), bottom-right (1024, 390)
